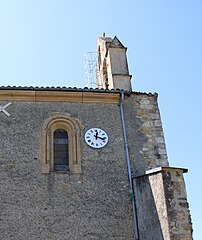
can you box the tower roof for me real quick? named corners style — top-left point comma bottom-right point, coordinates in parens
top-left (109, 36), bottom-right (125, 48)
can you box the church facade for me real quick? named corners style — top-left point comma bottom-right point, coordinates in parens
top-left (0, 36), bottom-right (192, 239)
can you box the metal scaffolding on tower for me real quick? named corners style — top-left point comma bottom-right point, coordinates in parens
top-left (84, 52), bottom-right (97, 88)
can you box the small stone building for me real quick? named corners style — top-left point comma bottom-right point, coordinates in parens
top-left (0, 35), bottom-right (192, 239)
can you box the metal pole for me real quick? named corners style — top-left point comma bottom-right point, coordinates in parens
top-left (119, 91), bottom-right (139, 240)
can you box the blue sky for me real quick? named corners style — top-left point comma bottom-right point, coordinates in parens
top-left (0, 0), bottom-right (201, 238)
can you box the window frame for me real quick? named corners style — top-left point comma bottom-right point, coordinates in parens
top-left (41, 113), bottom-right (83, 173)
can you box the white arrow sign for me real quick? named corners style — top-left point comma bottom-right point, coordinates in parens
top-left (0, 102), bottom-right (12, 117)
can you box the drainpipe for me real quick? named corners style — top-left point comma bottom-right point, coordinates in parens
top-left (119, 90), bottom-right (139, 240)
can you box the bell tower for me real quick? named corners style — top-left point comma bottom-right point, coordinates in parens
top-left (96, 34), bottom-right (132, 91)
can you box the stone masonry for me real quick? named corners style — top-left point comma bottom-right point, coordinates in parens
top-left (0, 99), bottom-right (134, 240)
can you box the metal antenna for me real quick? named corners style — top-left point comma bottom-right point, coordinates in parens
top-left (84, 52), bottom-right (97, 88)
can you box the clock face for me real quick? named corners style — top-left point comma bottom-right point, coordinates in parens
top-left (85, 128), bottom-right (108, 148)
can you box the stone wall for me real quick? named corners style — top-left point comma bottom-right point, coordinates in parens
top-left (163, 168), bottom-right (193, 239)
top-left (0, 91), bottom-right (192, 239)
top-left (133, 168), bottom-right (193, 240)
top-left (0, 100), bottom-right (134, 240)
top-left (124, 93), bottom-right (169, 176)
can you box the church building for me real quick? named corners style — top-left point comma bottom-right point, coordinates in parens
top-left (0, 35), bottom-right (192, 239)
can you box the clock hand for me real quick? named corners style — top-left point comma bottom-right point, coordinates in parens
top-left (97, 136), bottom-right (106, 141)
top-left (94, 131), bottom-right (98, 140)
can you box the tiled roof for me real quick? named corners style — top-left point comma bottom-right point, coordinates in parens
top-left (0, 86), bottom-right (157, 97)
top-left (0, 86), bottom-right (120, 92)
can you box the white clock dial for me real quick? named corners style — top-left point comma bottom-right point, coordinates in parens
top-left (85, 128), bottom-right (108, 148)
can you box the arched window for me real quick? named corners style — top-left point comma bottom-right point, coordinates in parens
top-left (54, 129), bottom-right (69, 171)
top-left (41, 114), bottom-right (83, 173)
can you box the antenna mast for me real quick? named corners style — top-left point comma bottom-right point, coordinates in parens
top-left (84, 52), bottom-right (97, 88)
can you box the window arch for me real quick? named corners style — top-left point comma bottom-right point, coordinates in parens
top-left (41, 113), bottom-right (83, 173)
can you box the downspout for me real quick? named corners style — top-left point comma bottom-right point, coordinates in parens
top-left (119, 90), bottom-right (139, 240)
